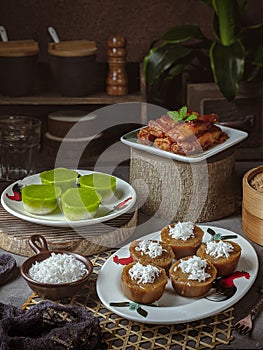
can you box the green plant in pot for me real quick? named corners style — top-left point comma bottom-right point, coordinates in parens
top-left (144, 0), bottom-right (263, 105)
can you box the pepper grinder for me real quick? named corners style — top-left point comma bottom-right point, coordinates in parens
top-left (106, 35), bottom-right (128, 96)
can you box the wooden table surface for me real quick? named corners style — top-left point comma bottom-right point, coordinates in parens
top-left (1, 162), bottom-right (262, 349)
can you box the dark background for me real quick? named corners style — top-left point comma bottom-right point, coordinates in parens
top-left (0, 0), bottom-right (262, 164)
top-left (1, 0), bottom-right (262, 64)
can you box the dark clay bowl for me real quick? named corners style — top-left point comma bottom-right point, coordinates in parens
top-left (20, 235), bottom-right (93, 300)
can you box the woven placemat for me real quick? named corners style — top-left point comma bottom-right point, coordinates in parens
top-left (22, 249), bottom-right (234, 350)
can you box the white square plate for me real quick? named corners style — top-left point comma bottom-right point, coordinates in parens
top-left (121, 125), bottom-right (248, 163)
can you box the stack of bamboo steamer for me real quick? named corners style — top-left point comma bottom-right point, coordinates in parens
top-left (43, 109), bottom-right (103, 164)
top-left (242, 165), bottom-right (263, 245)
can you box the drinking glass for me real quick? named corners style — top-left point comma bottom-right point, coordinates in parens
top-left (0, 116), bottom-right (41, 181)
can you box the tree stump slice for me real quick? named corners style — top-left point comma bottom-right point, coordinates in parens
top-left (130, 148), bottom-right (237, 223)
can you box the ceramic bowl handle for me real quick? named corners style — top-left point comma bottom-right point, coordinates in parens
top-left (29, 235), bottom-right (49, 254)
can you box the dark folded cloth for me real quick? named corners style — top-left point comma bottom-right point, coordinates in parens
top-left (0, 254), bottom-right (17, 286)
top-left (0, 301), bottom-right (103, 350)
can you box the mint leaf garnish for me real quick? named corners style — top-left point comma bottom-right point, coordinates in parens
top-left (185, 114), bottom-right (197, 121)
top-left (167, 110), bottom-right (181, 122)
top-left (180, 106), bottom-right (187, 118)
top-left (167, 106), bottom-right (197, 122)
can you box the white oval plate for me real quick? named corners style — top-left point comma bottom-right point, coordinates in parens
top-left (96, 226), bottom-right (258, 324)
top-left (121, 125), bottom-right (248, 163)
top-left (1, 170), bottom-right (136, 228)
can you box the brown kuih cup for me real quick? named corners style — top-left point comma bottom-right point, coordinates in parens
top-left (160, 224), bottom-right (204, 258)
top-left (196, 241), bottom-right (241, 276)
top-left (169, 258), bottom-right (217, 297)
top-left (242, 165), bottom-right (263, 246)
top-left (20, 235), bottom-right (93, 300)
top-left (129, 240), bottom-right (175, 271)
top-left (121, 262), bottom-right (168, 304)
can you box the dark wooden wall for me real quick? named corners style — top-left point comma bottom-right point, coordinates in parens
top-left (1, 0), bottom-right (262, 63)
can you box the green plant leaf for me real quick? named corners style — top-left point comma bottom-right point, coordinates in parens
top-left (212, 0), bottom-right (238, 46)
top-left (253, 46), bottom-right (263, 66)
top-left (143, 0), bottom-right (262, 102)
top-left (239, 22), bottom-right (263, 49)
top-left (143, 46), bottom-right (158, 74)
top-left (161, 24), bottom-right (205, 42)
top-left (167, 63), bottom-right (186, 78)
top-left (210, 40), bottom-right (245, 100)
top-left (212, 11), bottom-right (221, 42)
top-left (242, 22), bottom-right (263, 31)
top-left (144, 44), bottom-right (192, 87)
top-left (199, 0), bottom-right (213, 7)
top-left (246, 65), bottom-right (261, 82)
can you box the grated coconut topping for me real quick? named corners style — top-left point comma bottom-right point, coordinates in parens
top-left (135, 240), bottom-right (165, 258)
top-left (168, 221), bottom-right (194, 240)
top-left (29, 253), bottom-right (88, 284)
top-left (205, 240), bottom-right (234, 259)
top-left (175, 255), bottom-right (210, 282)
top-left (128, 262), bottom-right (160, 284)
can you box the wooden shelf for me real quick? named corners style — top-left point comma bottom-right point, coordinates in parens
top-left (0, 61), bottom-right (146, 169)
top-left (0, 91), bottom-right (144, 106)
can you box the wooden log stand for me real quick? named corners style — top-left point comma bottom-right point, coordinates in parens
top-left (130, 148), bottom-right (237, 223)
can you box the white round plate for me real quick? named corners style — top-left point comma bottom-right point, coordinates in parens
top-left (96, 226), bottom-right (258, 324)
top-left (1, 170), bottom-right (136, 228)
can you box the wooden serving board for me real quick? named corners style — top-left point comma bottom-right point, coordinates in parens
top-left (0, 205), bottom-right (137, 257)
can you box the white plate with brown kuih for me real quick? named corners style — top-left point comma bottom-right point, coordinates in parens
top-left (96, 226), bottom-right (258, 324)
top-left (121, 125), bottom-right (248, 163)
top-left (1, 169), bottom-right (136, 228)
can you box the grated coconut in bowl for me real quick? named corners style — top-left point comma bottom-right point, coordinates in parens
top-left (28, 253), bottom-right (88, 284)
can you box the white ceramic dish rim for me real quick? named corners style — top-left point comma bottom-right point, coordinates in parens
top-left (1, 169), bottom-right (137, 228)
top-left (121, 125), bottom-right (248, 163)
top-left (96, 226), bottom-right (258, 324)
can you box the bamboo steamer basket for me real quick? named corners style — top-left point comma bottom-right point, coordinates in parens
top-left (242, 165), bottom-right (263, 245)
top-left (47, 109), bottom-right (97, 138)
